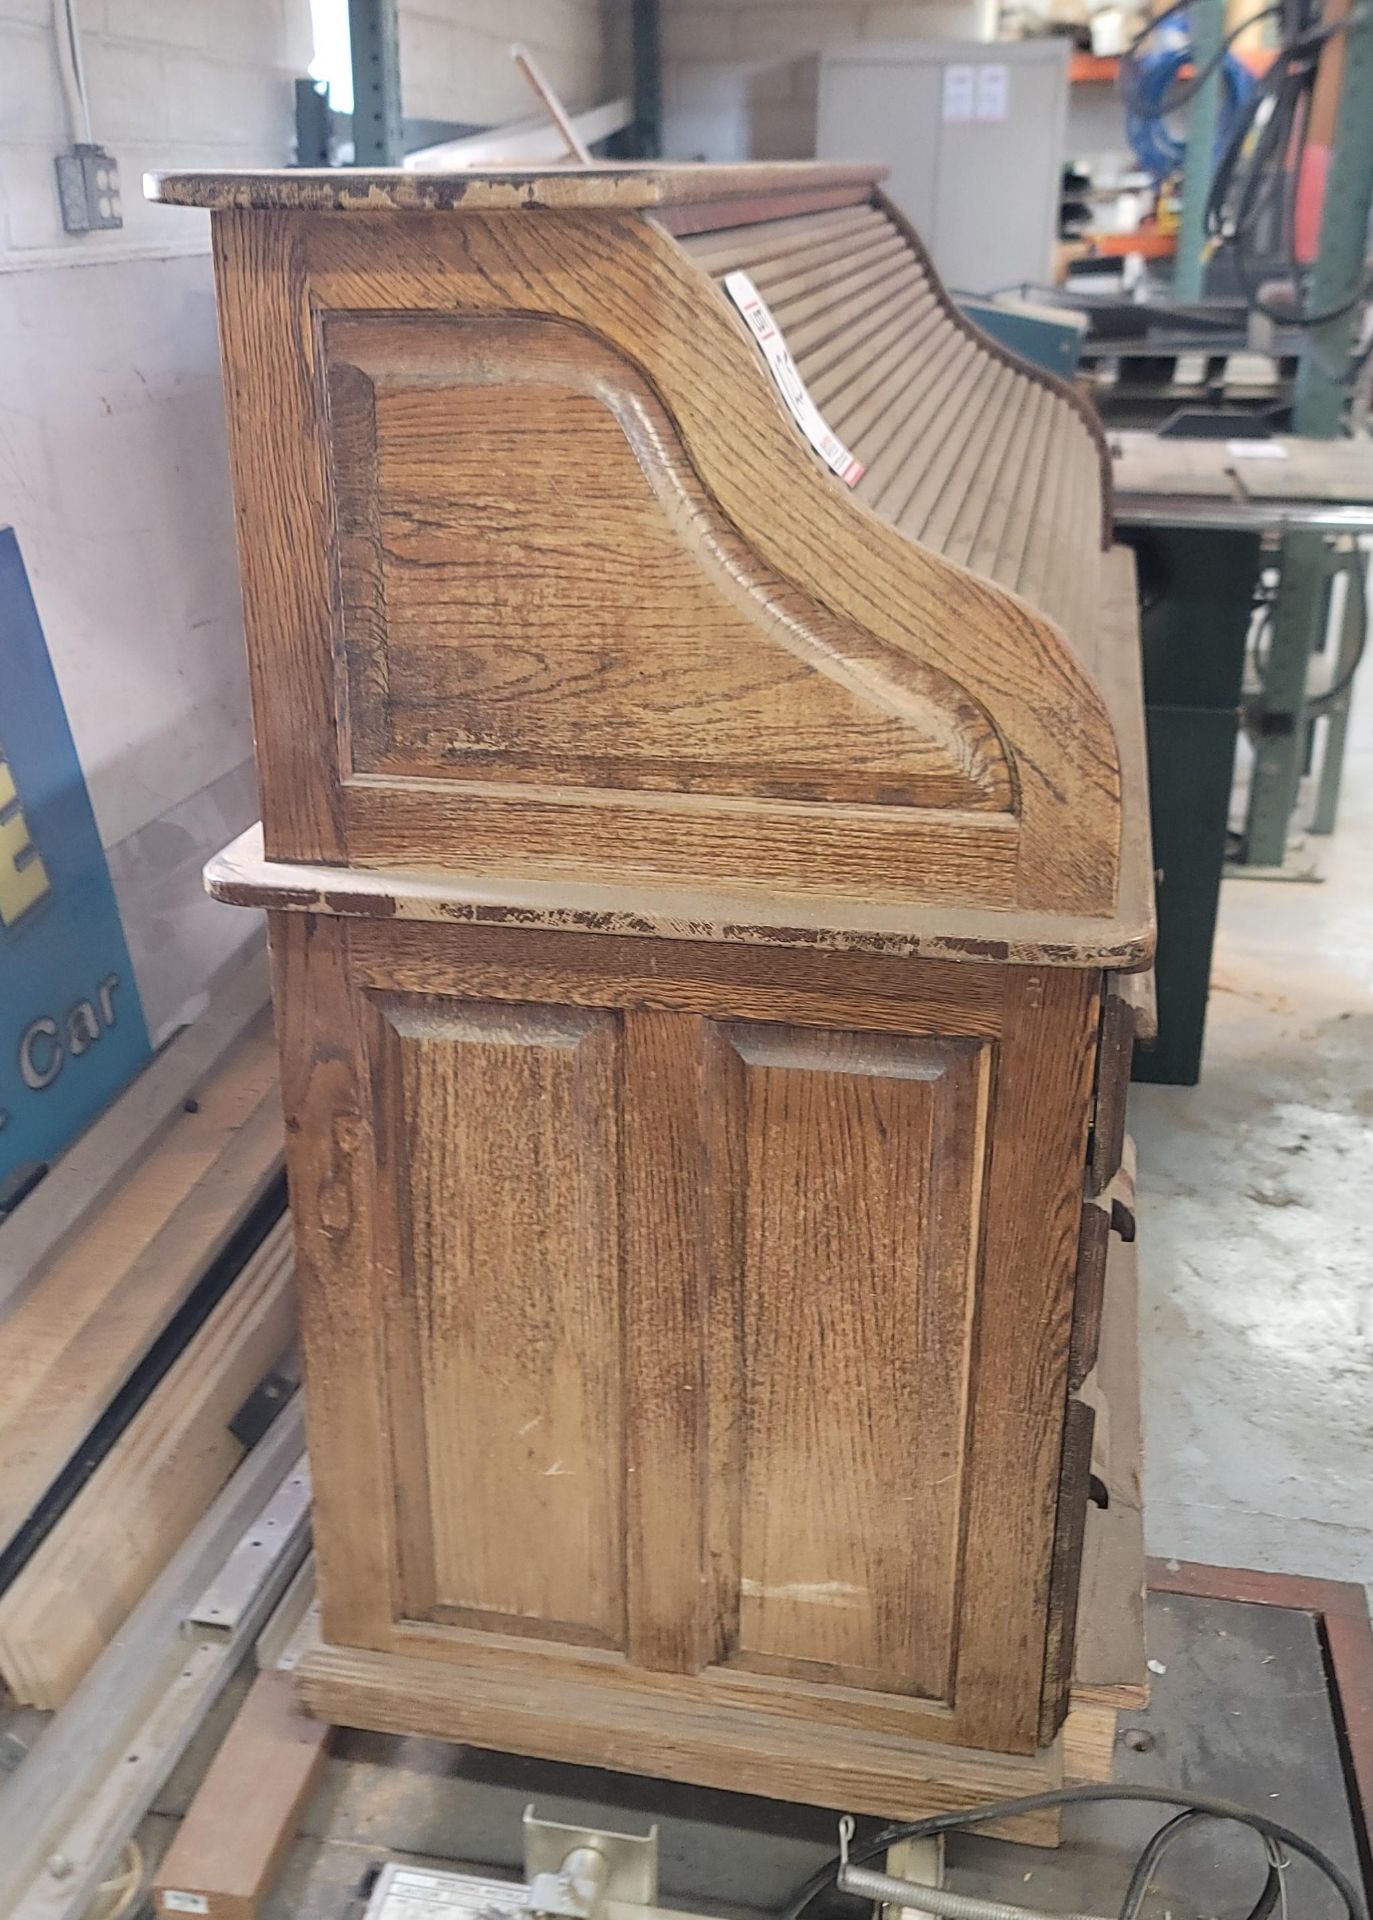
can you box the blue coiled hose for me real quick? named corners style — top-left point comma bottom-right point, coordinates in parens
top-left (1123, 23), bottom-right (1256, 182)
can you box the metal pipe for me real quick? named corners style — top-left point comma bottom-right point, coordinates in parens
top-left (348, 0), bottom-right (403, 166)
top-left (838, 1862), bottom-right (1111, 1920)
top-left (631, 0), bottom-right (662, 157)
top-left (1175, 0), bottom-right (1225, 300)
top-left (1294, 0), bottom-right (1373, 432)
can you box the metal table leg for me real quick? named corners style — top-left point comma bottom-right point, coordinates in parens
top-left (1242, 527), bottom-right (1331, 866)
top-left (1310, 544), bottom-right (1368, 833)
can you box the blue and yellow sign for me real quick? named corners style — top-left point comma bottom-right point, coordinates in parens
top-left (1, 527), bottom-right (150, 1184)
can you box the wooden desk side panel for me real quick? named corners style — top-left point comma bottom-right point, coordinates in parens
top-left (210, 214), bottom-right (344, 864)
top-left (208, 206), bottom-right (1124, 918)
top-left (272, 913), bottom-right (1099, 1761)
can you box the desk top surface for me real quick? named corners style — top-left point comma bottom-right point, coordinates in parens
top-left (146, 162), bottom-right (885, 215)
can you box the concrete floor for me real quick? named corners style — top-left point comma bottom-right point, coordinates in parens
top-left (1132, 680), bottom-right (1373, 1594)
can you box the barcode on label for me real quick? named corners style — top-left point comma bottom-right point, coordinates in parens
top-left (723, 271), bottom-right (864, 487)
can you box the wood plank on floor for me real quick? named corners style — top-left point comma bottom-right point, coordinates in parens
top-left (0, 1010), bottom-right (283, 1568)
top-left (0, 1218), bottom-right (296, 1708)
top-left (152, 1668), bottom-right (331, 1920)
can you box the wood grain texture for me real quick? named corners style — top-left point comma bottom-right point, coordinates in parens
top-left (210, 211), bottom-right (343, 862)
top-left (951, 966), bottom-right (1102, 1748)
top-left (296, 1638), bottom-right (1071, 1843)
top-left (726, 1026), bottom-right (986, 1701)
top-left (153, 1668), bottom-right (330, 1920)
top-left (621, 1012), bottom-right (712, 1673)
top-left (196, 198), bottom-right (1132, 924)
top-left (326, 314), bottom-right (1010, 815)
top-left (208, 821), bottom-right (1156, 971)
top-left (346, 779), bottom-right (1017, 910)
top-left (344, 919), bottom-right (1007, 1039)
top-left (150, 162), bottom-right (887, 214)
top-left (268, 915), bottom-right (401, 1650)
top-left (185, 170), bottom-right (1152, 1790)
top-left (293, 209), bottom-right (1121, 916)
top-left (371, 994), bottom-right (624, 1645)
top-left (273, 927), bottom-right (1104, 1758)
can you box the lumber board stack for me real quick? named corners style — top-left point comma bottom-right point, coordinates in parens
top-left (0, 961), bottom-right (295, 1709)
top-left (0, 1220), bottom-right (295, 1706)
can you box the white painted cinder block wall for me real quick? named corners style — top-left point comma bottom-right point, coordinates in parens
top-left (0, 0), bottom-right (610, 1044)
top-left (0, 0), bottom-right (310, 1044)
top-left (400, 0), bottom-right (611, 123)
top-left (660, 0), bottom-right (990, 161)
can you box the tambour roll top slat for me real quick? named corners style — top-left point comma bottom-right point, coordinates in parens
top-left (147, 161), bottom-right (1149, 969)
top-left (679, 194), bottom-right (1110, 647)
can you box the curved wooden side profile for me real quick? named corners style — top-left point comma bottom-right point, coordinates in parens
top-left (326, 314), bottom-right (1015, 818)
top-left (207, 199), bottom-right (1124, 924)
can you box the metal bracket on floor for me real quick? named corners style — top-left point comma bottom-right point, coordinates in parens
top-left (1224, 837), bottom-right (1326, 883)
top-left (0, 1409), bottom-right (309, 1920)
top-left (363, 1808), bottom-right (682, 1920)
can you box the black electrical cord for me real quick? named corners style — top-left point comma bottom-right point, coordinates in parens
top-left (1204, 5), bottom-right (1372, 351)
top-left (1307, 552), bottom-right (1368, 712)
top-left (1115, 1808), bottom-right (1280, 1919)
top-left (778, 1784), bottom-right (1367, 1920)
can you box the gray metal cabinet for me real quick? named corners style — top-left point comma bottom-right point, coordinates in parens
top-left (817, 39), bottom-right (1069, 296)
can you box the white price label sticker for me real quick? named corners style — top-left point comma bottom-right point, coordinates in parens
top-left (160, 1896), bottom-right (211, 1915)
top-left (942, 63), bottom-right (975, 122)
top-left (976, 63), bottom-right (1009, 121)
top-left (723, 271), bottom-right (864, 487)
top-left (1227, 439), bottom-right (1288, 459)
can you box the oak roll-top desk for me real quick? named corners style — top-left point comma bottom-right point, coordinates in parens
top-left (150, 162), bottom-right (1154, 1806)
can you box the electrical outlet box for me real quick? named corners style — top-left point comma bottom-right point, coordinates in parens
top-left (54, 144), bottom-right (123, 233)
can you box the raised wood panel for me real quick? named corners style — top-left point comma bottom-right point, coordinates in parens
top-left (201, 193), bottom-right (1139, 927)
top-left (368, 994), bottom-right (624, 1647)
top-left (295, 213), bottom-right (1122, 915)
top-left (325, 314), bottom-right (1012, 820)
top-left (277, 919), bottom-right (1101, 1756)
top-left (722, 1026), bottom-right (989, 1701)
